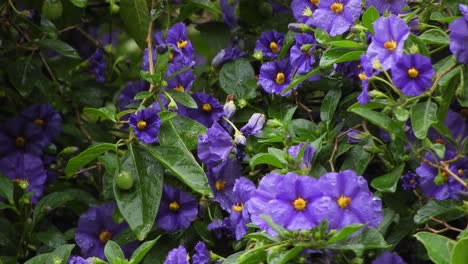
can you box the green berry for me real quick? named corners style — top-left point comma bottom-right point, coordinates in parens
top-left (116, 171), bottom-right (134, 190)
top-left (42, 0), bottom-right (63, 21)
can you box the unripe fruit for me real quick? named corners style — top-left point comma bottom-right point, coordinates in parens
top-left (116, 171), bottom-right (134, 190)
top-left (42, 0), bottom-right (63, 21)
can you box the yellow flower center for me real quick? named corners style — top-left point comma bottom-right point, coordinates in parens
top-left (441, 171), bottom-right (449, 181)
top-left (169, 201), bottom-right (180, 211)
top-left (137, 120), bottom-right (147, 130)
top-left (99, 231), bottom-right (112, 243)
top-left (275, 72), bottom-right (285, 84)
top-left (269, 41), bottom-right (279, 53)
top-left (174, 85), bottom-right (185, 92)
top-left (202, 103), bottom-right (212, 112)
top-left (232, 203), bottom-right (243, 212)
top-left (215, 180), bottom-right (226, 191)
top-left (34, 118), bottom-right (44, 126)
top-left (358, 73), bottom-right (367, 81)
top-left (383, 40), bottom-right (397, 52)
top-left (293, 197), bottom-right (307, 211)
top-left (310, 0), bottom-right (319, 5)
top-left (435, 138), bottom-right (445, 145)
top-left (458, 168), bottom-right (464, 176)
top-left (15, 136), bottom-right (25, 147)
top-left (169, 52), bottom-right (174, 62)
top-left (407, 67), bottom-right (419, 78)
top-left (177, 40), bottom-right (188, 49)
top-left (337, 195), bottom-right (351, 209)
top-left (330, 3), bottom-right (344, 13)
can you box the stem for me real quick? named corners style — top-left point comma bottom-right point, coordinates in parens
top-left (372, 76), bottom-right (403, 97)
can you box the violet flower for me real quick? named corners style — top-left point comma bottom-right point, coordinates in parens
top-left (288, 143), bottom-right (316, 174)
top-left (227, 177), bottom-right (256, 240)
top-left (129, 108), bottom-right (162, 144)
top-left (68, 256), bottom-right (91, 264)
top-left (240, 113), bottom-right (266, 137)
top-left (165, 62), bottom-right (195, 92)
top-left (193, 241), bottom-right (210, 264)
top-left (449, 4), bottom-right (468, 65)
top-left (207, 158), bottom-right (242, 210)
top-left (366, 0), bottom-right (407, 15)
top-left (178, 92), bottom-right (224, 127)
top-left (290, 33), bottom-right (316, 74)
top-left (21, 104), bottom-right (62, 143)
top-left (258, 59), bottom-right (296, 96)
top-left (211, 47), bottom-right (247, 69)
top-left (391, 54), bottom-right (435, 96)
top-left (156, 185), bottom-right (198, 232)
top-left (371, 251), bottom-right (407, 264)
top-left (166, 22), bottom-right (195, 62)
top-left (254, 31), bottom-right (285, 59)
top-left (118, 81), bottom-right (149, 111)
top-left (220, 0), bottom-right (239, 28)
top-left (198, 122), bottom-right (233, 167)
top-left (357, 55), bottom-right (374, 104)
top-left (0, 116), bottom-right (45, 156)
top-left (164, 245), bottom-right (189, 264)
top-left (401, 172), bottom-right (418, 191)
top-left (311, 0), bottom-right (362, 36)
top-left (291, 0), bottom-right (318, 25)
top-left (88, 49), bottom-right (106, 83)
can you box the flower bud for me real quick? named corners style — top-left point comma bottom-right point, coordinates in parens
top-left (233, 131), bottom-right (246, 146)
top-left (110, 4), bottom-right (120, 14)
top-left (156, 44), bottom-right (168, 54)
top-left (253, 50), bottom-right (263, 61)
top-left (223, 100), bottom-right (236, 119)
top-left (168, 100), bottom-right (178, 111)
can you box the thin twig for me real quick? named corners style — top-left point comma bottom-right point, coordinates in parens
top-left (75, 107), bottom-right (95, 144)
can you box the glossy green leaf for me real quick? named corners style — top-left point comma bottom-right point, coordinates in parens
top-left (410, 100), bottom-right (438, 139)
top-left (327, 228), bottom-right (388, 256)
top-left (24, 254), bottom-right (50, 264)
top-left (371, 164), bottom-right (405, 193)
top-left (327, 224), bottom-right (364, 244)
top-left (25, 244), bottom-right (75, 264)
top-left (104, 241), bottom-right (125, 264)
top-left (134, 91), bottom-right (154, 100)
top-left (328, 40), bottom-right (363, 48)
top-left (348, 103), bottom-right (404, 136)
top-left (451, 237), bottom-right (468, 264)
top-left (415, 232), bottom-right (454, 264)
top-left (83, 105), bottom-right (117, 122)
top-left (340, 146), bottom-right (372, 175)
top-left (190, 0), bottom-right (222, 14)
top-left (165, 90), bottom-right (197, 108)
top-left (165, 116), bottom-right (207, 150)
top-left (219, 59), bottom-right (257, 100)
top-left (362, 6), bottom-right (379, 33)
top-left (314, 29), bottom-right (331, 44)
top-left (430, 12), bottom-right (457, 23)
top-left (65, 143), bottom-right (116, 177)
top-left (0, 173), bottom-right (13, 203)
top-left (130, 236), bottom-right (160, 264)
top-left (114, 144), bottom-right (164, 240)
top-left (7, 57), bottom-right (45, 96)
top-left (222, 251), bottom-right (244, 264)
top-left (250, 153), bottom-right (286, 170)
top-left (320, 87), bottom-right (342, 122)
top-left (37, 39), bottom-right (80, 58)
top-left (281, 67), bottom-right (321, 95)
top-left (419, 29), bottom-right (450, 45)
top-left (414, 200), bottom-right (465, 224)
top-left (120, 0), bottom-right (150, 49)
top-left (319, 48), bottom-right (364, 67)
top-left (69, 0), bottom-right (88, 8)
top-left (267, 245), bottom-right (303, 264)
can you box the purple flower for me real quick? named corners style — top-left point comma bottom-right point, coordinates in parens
top-left (401, 172), bottom-right (418, 190)
top-left (316, 170), bottom-right (383, 230)
top-left (391, 54), bottom-right (435, 96)
top-left (75, 202), bottom-right (137, 260)
top-left (240, 113), bottom-right (266, 137)
top-left (207, 158), bottom-right (242, 210)
top-left (0, 117), bottom-right (45, 156)
top-left (246, 172), bottom-right (285, 234)
top-left (346, 129), bottom-right (366, 143)
top-left (416, 152), bottom-right (467, 200)
top-left (164, 245), bottom-right (189, 264)
top-left (291, 0), bottom-right (318, 25)
top-left (311, 0), bottom-right (362, 36)
top-left (211, 47), bottom-right (247, 69)
top-left (255, 31), bottom-right (285, 59)
top-left (0, 153), bottom-right (47, 203)
top-left (68, 256), bottom-right (91, 264)
top-left (141, 47), bottom-right (157, 71)
top-left (166, 23), bottom-right (195, 61)
top-left (428, 110), bottom-right (467, 148)
top-left (258, 59), bottom-right (296, 96)
top-left (366, 0), bottom-right (407, 15)
top-left (288, 143), bottom-right (316, 174)
top-left (178, 92), bottom-right (224, 127)
top-left (21, 104), bottom-right (62, 142)
top-left (227, 177), bottom-right (256, 240)
top-left (118, 81), bottom-right (149, 111)
top-left (193, 242), bottom-right (210, 264)
top-left (449, 5), bottom-right (468, 64)
top-left (290, 33), bottom-right (316, 74)
top-left (156, 185), bottom-right (198, 232)
top-left (166, 63), bottom-right (195, 92)
top-left (367, 15), bottom-right (410, 70)
top-left (88, 49), bottom-right (106, 83)
top-left (198, 123), bottom-right (233, 167)
top-left (207, 218), bottom-right (232, 239)
top-left (267, 173), bottom-right (325, 231)
top-left (371, 252), bottom-right (407, 264)
top-left (220, 0), bottom-right (239, 28)
top-left (129, 108), bottom-right (161, 144)
top-left (357, 55), bottom-right (374, 104)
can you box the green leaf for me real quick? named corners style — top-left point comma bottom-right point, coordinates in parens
top-left (114, 144), bottom-right (164, 240)
top-left (7, 57), bottom-right (45, 96)
top-left (267, 245), bottom-right (303, 264)
top-left (327, 228), bottom-right (388, 256)
top-left (281, 67), bottom-right (321, 95)
top-left (451, 237), bottom-right (468, 264)
top-left (223, 251), bottom-right (244, 264)
top-left (134, 91), bottom-right (154, 100)
top-left (24, 254), bottom-right (50, 264)
top-left (340, 146), bottom-right (372, 175)
top-left (167, 116), bottom-right (207, 150)
top-left (83, 105), bottom-right (117, 122)
top-left (158, 111), bottom-right (178, 123)
top-left (237, 244), bottom-right (270, 263)
top-left (70, 0), bottom-right (87, 7)
top-left (404, 34), bottom-right (430, 57)
top-left (314, 29), bottom-right (331, 45)
top-left (328, 40), bottom-right (363, 48)
top-left (250, 153), bottom-right (286, 170)
top-left (430, 12), bottom-right (457, 23)
top-left (219, 59), bottom-right (257, 100)
top-left (104, 241), bottom-right (125, 264)
top-left (25, 244), bottom-right (75, 264)
top-left (371, 164), bottom-right (405, 193)
top-left (65, 143), bottom-right (116, 177)
top-left (120, 0), bottom-right (150, 49)
top-left (415, 232), bottom-right (454, 264)
top-left (362, 6), bottom-right (379, 33)
top-left (327, 224), bottom-right (364, 244)
top-left (33, 189), bottom-right (96, 226)
top-left (410, 100), bottom-right (438, 139)
top-left (37, 39), bottom-right (80, 58)
top-left (0, 173), bottom-right (13, 203)
top-left (414, 200), bottom-right (465, 224)
top-left (319, 48), bottom-right (364, 67)
top-left (320, 87), bottom-right (342, 122)
top-left (165, 90), bottom-right (197, 108)
top-left (419, 29), bottom-right (450, 45)
top-left (348, 102), bottom-right (405, 136)
top-left (190, 0), bottom-right (222, 15)
top-left (129, 236), bottom-right (160, 264)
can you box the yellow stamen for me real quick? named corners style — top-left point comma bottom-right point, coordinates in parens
top-left (310, 0), bottom-right (319, 5)
top-left (232, 203), bottom-right (243, 212)
top-left (169, 201), bottom-right (180, 211)
top-left (15, 136), bottom-right (25, 147)
top-left (383, 40), bottom-right (397, 52)
top-left (174, 85), bottom-right (185, 92)
top-left (358, 73), bottom-right (367, 81)
top-left (458, 169), bottom-right (464, 176)
top-left (435, 138), bottom-right (445, 145)
top-left (269, 42), bottom-right (279, 53)
top-left (330, 3), bottom-right (344, 13)
top-left (169, 52), bottom-right (174, 62)
top-left (293, 197), bottom-right (307, 211)
top-left (441, 171), bottom-right (449, 181)
top-left (34, 118), bottom-right (44, 126)
top-left (275, 72), bottom-right (285, 84)
top-left (202, 103), bottom-right (212, 112)
top-left (177, 40), bottom-right (188, 49)
top-left (337, 195), bottom-right (351, 209)
top-left (137, 120), bottom-right (147, 130)
top-left (215, 180), bottom-right (226, 191)
top-left (99, 231), bottom-right (112, 243)
top-left (407, 67), bottom-right (419, 78)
